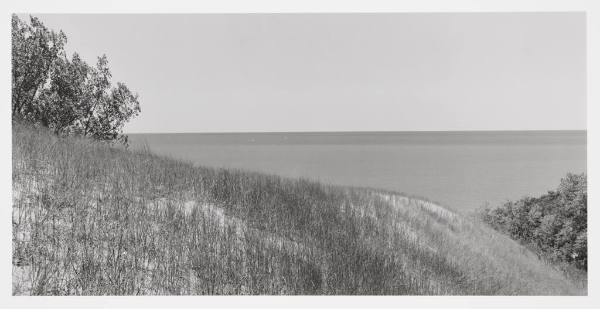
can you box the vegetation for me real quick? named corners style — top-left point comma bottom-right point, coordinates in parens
top-left (481, 173), bottom-right (587, 271)
top-left (10, 13), bottom-right (587, 297)
top-left (12, 14), bottom-right (140, 145)
top-left (12, 122), bottom-right (585, 295)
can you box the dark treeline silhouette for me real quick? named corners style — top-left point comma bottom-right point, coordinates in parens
top-left (481, 173), bottom-right (587, 271)
top-left (11, 14), bottom-right (140, 145)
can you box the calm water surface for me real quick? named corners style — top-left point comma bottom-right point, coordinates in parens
top-left (128, 131), bottom-right (586, 212)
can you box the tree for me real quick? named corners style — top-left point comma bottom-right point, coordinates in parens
top-left (12, 14), bottom-right (66, 118)
top-left (35, 53), bottom-right (90, 134)
top-left (11, 14), bottom-right (140, 145)
top-left (77, 55), bottom-right (141, 143)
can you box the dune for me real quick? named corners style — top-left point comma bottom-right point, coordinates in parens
top-left (11, 122), bottom-right (585, 295)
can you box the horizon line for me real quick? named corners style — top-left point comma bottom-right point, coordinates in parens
top-left (125, 128), bottom-right (587, 135)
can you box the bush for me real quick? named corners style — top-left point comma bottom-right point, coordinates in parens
top-left (11, 14), bottom-right (140, 145)
top-left (481, 173), bottom-right (587, 270)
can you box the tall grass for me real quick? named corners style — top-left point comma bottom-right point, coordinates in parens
top-left (12, 122), bottom-right (585, 295)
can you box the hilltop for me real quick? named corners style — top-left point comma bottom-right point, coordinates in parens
top-left (12, 122), bottom-right (585, 295)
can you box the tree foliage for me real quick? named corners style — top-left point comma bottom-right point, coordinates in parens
top-left (481, 173), bottom-right (587, 270)
top-left (12, 14), bottom-right (140, 144)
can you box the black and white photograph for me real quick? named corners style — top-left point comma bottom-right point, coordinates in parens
top-left (2, 0), bottom-right (598, 307)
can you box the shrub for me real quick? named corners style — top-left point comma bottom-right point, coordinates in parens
top-left (481, 173), bottom-right (587, 270)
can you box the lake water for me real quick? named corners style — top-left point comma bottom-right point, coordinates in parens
top-left (128, 131), bottom-right (586, 213)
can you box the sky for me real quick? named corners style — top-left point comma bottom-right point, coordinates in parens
top-left (33, 13), bottom-right (586, 133)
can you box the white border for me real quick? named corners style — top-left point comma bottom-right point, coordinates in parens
top-left (1, 1), bottom-right (598, 308)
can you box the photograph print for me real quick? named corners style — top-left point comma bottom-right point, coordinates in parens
top-left (11, 12), bottom-right (587, 295)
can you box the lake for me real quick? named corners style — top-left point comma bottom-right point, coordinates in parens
top-left (128, 131), bottom-right (586, 212)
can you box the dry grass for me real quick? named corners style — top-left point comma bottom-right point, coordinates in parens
top-left (12, 122), bottom-right (586, 295)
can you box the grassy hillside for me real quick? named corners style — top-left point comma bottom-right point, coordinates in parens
top-left (12, 122), bottom-right (585, 295)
